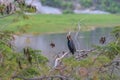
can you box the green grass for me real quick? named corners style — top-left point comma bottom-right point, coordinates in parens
top-left (1, 14), bottom-right (120, 34)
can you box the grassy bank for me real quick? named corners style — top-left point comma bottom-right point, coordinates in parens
top-left (1, 14), bottom-right (120, 34)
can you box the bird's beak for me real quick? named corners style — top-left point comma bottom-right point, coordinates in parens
top-left (66, 32), bottom-right (71, 37)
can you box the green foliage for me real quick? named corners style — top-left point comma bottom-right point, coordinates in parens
top-left (63, 56), bottom-right (80, 67)
top-left (19, 67), bottom-right (40, 78)
top-left (79, 0), bottom-right (120, 13)
top-left (63, 56), bottom-right (92, 67)
top-left (41, 0), bottom-right (120, 13)
top-left (41, 0), bottom-right (62, 8)
top-left (27, 48), bottom-right (48, 64)
top-left (99, 0), bottom-right (120, 13)
top-left (61, 2), bottom-right (73, 10)
top-left (80, 57), bottom-right (94, 67)
top-left (94, 26), bottom-right (120, 59)
top-left (25, 68), bottom-right (39, 75)
top-left (0, 31), bottom-right (49, 79)
top-left (79, 0), bottom-right (93, 8)
top-left (96, 56), bottom-right (110, 64)
top-left (112, 26), bottom-right (120, 40)
top-left (63, 9), bottom-right (73, 14)
top-left (81, 0), bottom-right (120, 13)
top-left (41, 0), bottom-right (74, 11)
top-left (37, 54), bottom-right (48, 64)
top-left (0, 31), bottom-right (17, 79)
top-left (105, 43), bottom-right (120, 59)
top-left (24, 6), bottom-right (37, 13)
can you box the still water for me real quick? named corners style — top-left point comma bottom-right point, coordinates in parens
top-left (14, 27), bottom-right (112, 62)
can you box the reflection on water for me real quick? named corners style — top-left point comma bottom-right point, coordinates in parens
top-left (14, 27), bottom-right (112, 62)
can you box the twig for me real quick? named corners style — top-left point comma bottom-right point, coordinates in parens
top-left (75, 22), bottom-right (81, 49)
top-left (110, 65), bottom-right (115, 79)
top-left (0, 49), bottom-right (5, 62)
top-left (97, 57), bottom-right (120, 73)
top-left (12, 75), bottom-right (69, 80)
top-left (76, 48), bottom-right (95, 53)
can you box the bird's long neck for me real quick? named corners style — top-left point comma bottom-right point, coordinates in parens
top-left (67, 38), bottom-right (71, 42)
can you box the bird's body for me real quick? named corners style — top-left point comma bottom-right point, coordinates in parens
top-left (99, 36), bottom-right (106, 44)
top-left (67, 35), bottom-right (76, 55)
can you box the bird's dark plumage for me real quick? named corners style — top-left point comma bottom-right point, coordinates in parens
top-left (99, 36), bottom-right (106, 44)
top-left (67, 35), bottom-right (76, 55)
top-left (50, 42), bottom-right (55, 48)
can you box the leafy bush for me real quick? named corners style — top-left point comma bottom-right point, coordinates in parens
top-left (63, 9), bottom-right (73, 14)
top-left (79, 0), bottom-right (93, 8)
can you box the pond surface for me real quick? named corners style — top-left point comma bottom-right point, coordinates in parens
top-left (14, 27), bottom-right (112, 63)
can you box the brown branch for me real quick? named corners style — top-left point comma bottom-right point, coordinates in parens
top-left (97, 57), bottom-right (120, 73)
top-left (75, 48), bottom-right (96, 60)
top-left (53, 49), bottom-right (95, 69)
top-left (12, 75), bottom-right (69, 80)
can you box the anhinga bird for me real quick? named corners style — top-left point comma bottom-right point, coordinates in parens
top-left (67, 34), bottom-right (76, 55)
top-left (50, 42), bottom-right (55, 48)
top-left (99, 36), bottom-right (106, 44)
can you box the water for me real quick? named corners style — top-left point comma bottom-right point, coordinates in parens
top-left (14, 27), bottom-right (112, 63)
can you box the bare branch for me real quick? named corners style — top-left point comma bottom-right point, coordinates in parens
top-left (97, 56), bottom-right (120, 73)
top-left (53, 51), bottom-right (69, 68)
top-left (12, 75), bottom-right (69, 80)
top-left (53, 48), bottom-right (95, 69)
top-left (75, 22), bottom-right (81, 49)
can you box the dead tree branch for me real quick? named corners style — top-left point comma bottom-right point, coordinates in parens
top-left (53, 49), bottom-right (95, 69)
top-left (12, 75), bottom-right (69, 80)
top-left (53, 51), bottom-right (69, 68)
top-left (75, 22), bottom-right (81, 49)
top-left (97, 56), bottom-right (120, 73)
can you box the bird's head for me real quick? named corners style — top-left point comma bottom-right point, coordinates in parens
top-left (67, 34), bottom-right (71, 40)
top-left (67, 32), bottom-right (72, 40)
